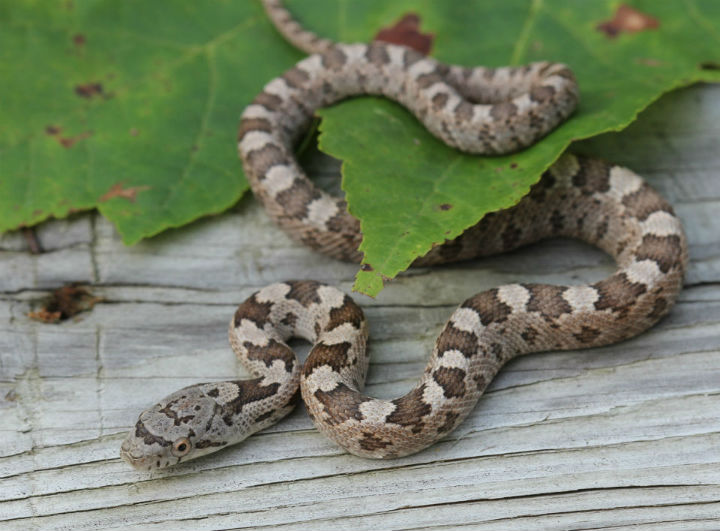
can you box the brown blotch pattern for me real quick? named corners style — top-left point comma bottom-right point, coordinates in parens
top-left (530, 85), bottom-right (555, 102)
top-left (135, 420), bottom-right (171, 447)
top-left (227, 379), bottom-right (281, 412)
top-left (321, 47), bottom-right (348, 70)
top-left (462, 288), bottom-right (513, 325)
top-left (305, 341), bottom-right (353, 375)
top-left (314, 383), bottom-right (370, 425)
top-left (572, 158), bottom-right (611, 194)
top-left (246, 143), bottom-right (286, 179)
top-left (238, 117), bottom-right (272, 140)
top-left (326, 295), bottom-right (365, 331)
top-left (275, 179), bottom-right (322, 219)
top-left (283, 67), bottom-right (310, 88)
top-left (433, 367), bottom-right (467, 398)
top-left (244, 339), bottom-right (295, 372)
top-left (234, 294), bottom-right (274, 328)
top-left (635, 234), bottom-right (683, 273)
top-left (622, 184), bottom-right (673, 220)
top-left (593, 273), bottom-right (647, 312)
top-left (573, 326), bottom-right (601, 343)
top-left (358, 431), bottom-right (393, 451)
top-left (286, 280), bottom-right (322, 307)
top-left (253, 91), bottom-right (283, 111)
top-left (386, 385), bottom-right (432, 433)
top-left (525, 284), bottom-right (572, 320)
top-left (436, 324), bottom-right (479, 358)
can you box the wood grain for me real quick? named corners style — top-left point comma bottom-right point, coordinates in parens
top-left (1, 83), bottom-right (719, 530)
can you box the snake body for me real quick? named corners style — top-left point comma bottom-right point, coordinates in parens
top-left (121, 1), bottom-right (687, 470)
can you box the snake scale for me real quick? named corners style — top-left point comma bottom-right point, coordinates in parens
top-left (121, 0), bottom-right (688, 470)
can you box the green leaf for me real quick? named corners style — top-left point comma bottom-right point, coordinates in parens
top-left (0, 0), bottom-right (304, 244)
top-left (2, 0), bottom-right (719, 286)
top-left (308, 0), bottom-right (720, 296)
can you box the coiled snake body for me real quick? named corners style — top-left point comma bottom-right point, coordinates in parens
top-left (121, 0), bottom-right (687, 470)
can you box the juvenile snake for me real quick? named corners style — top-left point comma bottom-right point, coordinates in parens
top-left (121, 0), bottom-right (687, 470)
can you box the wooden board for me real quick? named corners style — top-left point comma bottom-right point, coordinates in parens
top-left (1, 83), bottom-right (719, 530)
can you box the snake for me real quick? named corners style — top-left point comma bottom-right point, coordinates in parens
top-left (120, 0), bottom-right (688, 470)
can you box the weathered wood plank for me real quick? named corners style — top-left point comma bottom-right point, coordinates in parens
top-left (1, 84), bottom-right (719, 530)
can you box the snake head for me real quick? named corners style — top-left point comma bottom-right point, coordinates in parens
top-left (120, 384), bottom-right (227, 471)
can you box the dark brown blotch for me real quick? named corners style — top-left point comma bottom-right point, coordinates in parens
top-left (313, 383), bottom-right (370, 425)
top-left (621, 183), bottom-right (674, 221)
top-left (285, 280), bottom-right (322, 307)
top-left (573, 326), bottom-right (601, 343)
top-left (462, 288), bottom-right (513, 325)
top-left (253, 91), bottom-right (283, 111)
top-left (326, 295), bottom-right (365, 331)
top-left (245, 143), bottom-right (287, 179)
top-left (635, 234), bottom-right (683, 274)
top-left (226, 379), bottom-right (281, 414)
top-left (365, 42), bottom-right (391, 66)
top-left (274, 179), bottom-right (322, 219)
top-left (529, 84), bottom-right (556, 102)
top-left (593, 272), bottom-right (647, 312)
top-left (572, 158), bottom-right (611, 194)
top-left (243, 338), bottom-right (296, 372)
top-left (238, 117), bottom-right (272, 140)
top-left (135, 420), bottom-right (171, 447)
top-left (358, 431), bottom-right (393, 451)
top-left (321, 47), bottom-right (348, 70)
top-left (436, 323), bottom-right (478, 358)
top-left (304, 341), bottom-right (352, 375)
top-left (454, 101), bottom-right (474, 122)
top-left (234, 294), bottom-right (274, 328)
top-left (432, 367), bottom-right (467, 398)
top-left (431, 92), bottom-right (449, 111)
top-left (386, 385), bottom-right (432, 433)
top-left (282, 66), bottom-right (310, 88)
top-left (524, 284), bottom-right (572, 320)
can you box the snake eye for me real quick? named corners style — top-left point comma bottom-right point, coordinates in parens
top-left (172, 437), bottom-right (191, 457)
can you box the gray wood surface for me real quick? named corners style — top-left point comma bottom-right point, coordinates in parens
top-left (1, 83), bottom-right (719, 530)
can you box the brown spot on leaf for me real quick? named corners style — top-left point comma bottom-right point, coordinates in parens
top-left (73, 34), bottom-right (85, 47)
top-left (57, 130), bottom-right (93, 148)
top-left (597, 4), bottom-right (659, 38)
top-left (700, 61), bottom-right (720, 71)
top-left (99, 182), bottom-right (151, 203)
top-left (45, 125), bottom-right (61, 136)
top-left (360, 263), bottom-right (374, 272)
top-left (27, 285), bottom-right (101, 324)
top-left (636, 58), bottom-right (663, 67)
top-left (374, 13), bottom-right (434, 55)
top-left (438, 203), bottom-right (452, 211)
top-left (75, 82), bottom-right (104, 98)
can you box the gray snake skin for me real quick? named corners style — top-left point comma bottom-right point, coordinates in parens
top-left (121, 0), bottom-right (687, 470)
